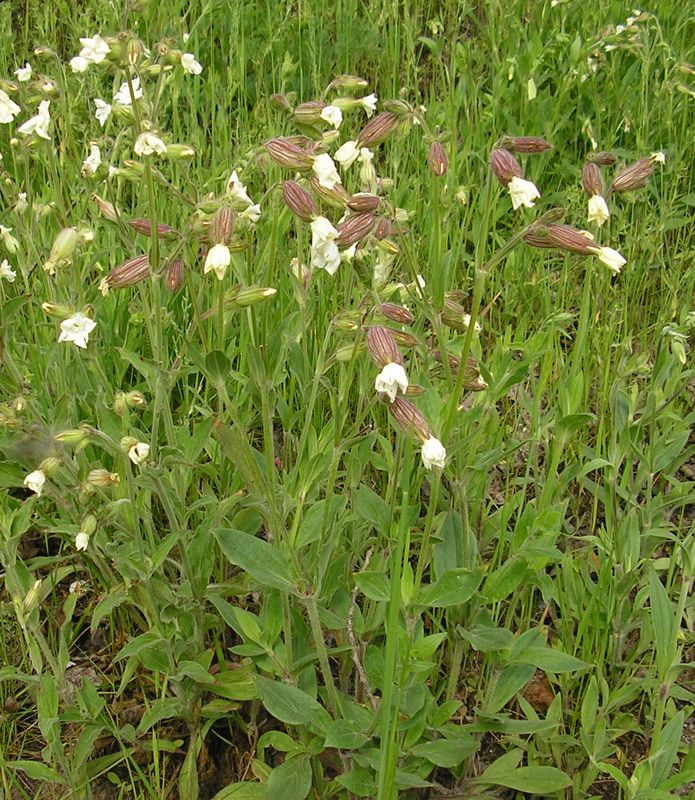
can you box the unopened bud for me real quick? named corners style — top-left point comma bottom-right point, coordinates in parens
top-left (128, 219), bottom-right (177, 238)
top-left (347, 193), bottom-right (381, 213)
top-left (374, 217), bottom-right (393, 240)
top-left (105, 254), bottom-right (150, 289)
top-left (582, 162), bottom-right (604, 196)
top-left (81, 513), bottom-right (97, 536)
top-left (335, 342), bottom-right (364, 362)
top-left (126, 37), bottom-right (144, 67)
top-left (165, 258), bottom-right (183, 292)
top-left (165, 143), bottom-right (196, 160)
top-left (38, 456), bottom-right (60, 477)
top-left (380, 303), bottom-right (415, 325)
top-left (330, 74), bottom-right (369, 91)
top-left (333, 311), bottom-right (361, 332)
top-left (441, 299), bottom-right (480, 333)
top-left (498, 135), bottom-right (552, 153)
top-left (490, 148), bottom-right (522, 186)
top-left (388, 396), bottom-right (433, 442)
top-left (293, 101), bottom-right (326, 126)
top-left (233, 286), bottom-right (277, 308)
top-left (269, 93), bottom-right (293, 113)
top-left (264, 137), bottom-right (315, 170)
top-left (309, 175), bottom-right (350, 209)
top-left (610, 157), bottom-right (655, 192)
top-left (389, 329), bottom-right (420, 348)
top-left (523, 223), bottom-right (596, 255)
top-left (86, 469), bottom-right (120, 488)
top-left (381, 99), bottom-right (411, 116)
top-left (357, 111), bottom-right (401, 147)
top-left (45, 227), bottom-right (79, 272)
top-left (41, 302), bottom-right (72, 318)
top-left (210, 206), bottom-right (236, 244)
top-left (427, 141), bottom-right (449, 176)
top-left (23, 580), bottom-right (42, 614)
top-left (92, 194), bottom-right (120, 223)
top-left (282, 180), bottom-right (317, 221)
top-left (376, 237), bottom-right (400, 255)
top-left (53, 428), bottom-right (88, 445)
top-left (336, 213), bottom-right (375, 247)
top-left (367, 325), bottom-right (401, 367)
top-left (587, 151), bottom-right (617, 166)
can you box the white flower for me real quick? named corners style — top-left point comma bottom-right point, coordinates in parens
top-left (181, 53), bottom-right (203, 75)
top-left (587, 194), bottom-right (610, 226)
top-left (58, 313), bottom-right (97, 349)
top-left (0, 225), bottom-right (19, 253)
top-left (0, 89), bottom-right (21, 123)
top-left (375, 362), bottom-right (409, 402)
top-left (14, 193), bottom-right (28, 214)
top-left (227, 170), bottom-right (253, 205)
top-left (240, 203), bottom-right (261, 224)
top-left (14, 63), bottom-right (32, 82)
top-left (650, 151), bottom-right (666, 164)
top-left (114, 77), bottom-right (143, 105)
top-left (79, 34), bottom-right (111, 64)
top-left (134, 132), bottom-right (167, 157)
top-left (75, 531), bottom-right (90, 551)
top-left (24, 469), bottom-right (46, 496)
top-left (312, 153), bottom-right (342, 189)
top-left (0, 259), bottom-right (16, 282)
top-left (17, 100), bottom-right (51, 139)
top-left (70, 56), bottom-right (90, 73)
top-left (421, 437), bottom-right (447, 469)
top-left (94, 99), bottom-right (111, 127)
top-left (589, 245), bottom-right (626, 274)
top-left (128, 442), bottom-right (150, 465)
top-left (507, 176), bottom-right (540, 210)
top-left (340, 243), bottom-right (357, 262)
top-left (69, 580), bottom-right (83, 594)
top-left (310, 216), bottom-right (341, 275)
top-left (335, 140), bottom-right (360, 168)
top-left (463, 314), bottom-right (482, 333)
top-left (81, 144), bottom-right (102, 177)
top-left (359, 93), bottom-right (378, 116)
top-left (358, 146), bottom-right (376, 190)
top-left (320, 105), bottom-right (343, 129)
top-left (204, 243), bottom-right (231, 280)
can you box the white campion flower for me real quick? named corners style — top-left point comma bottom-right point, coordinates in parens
top-left (58, 313), bottom-right (97, 349)
top-left (462, 314), bottom-right (482, 333)
top-left (128, 442), bottom-right (150, 465)
top-left (134, 132), bottom-right (167, 157)
top-left (650, 151), bottom-right (666, 164)
top-left (181, 53), bottom-right (203, 75)
top-left (421, 437), bottom-right (447, 469)
top-left (240, 203), bottom-right (261, 224)
top-left (204, 243), bottom-right (231, 280)
top-left (114, 77), bottom-right (143, 105)
top-left (70, 56), bottom-right (90, 73)
top-left (0, 225), bottom-right (19, 253)
top-left (310, 216), bottom-right (341, 275)
top-left (227, 170), bottom-right (253, 205)
top-left (79, 34), bottom-right (110, 64)
top-left (588, 245), bottom-right (626, 274)
top-left (587, 194), bottom-right (610, 226)
top-left (508, 176), bottom-right (540, 210)
top-left (0, 259), bottom-right (16, 282)
top-left (24, 469), bottom-right (46, 495)
top-left (75, 531), bottom-right (90, 551)
top-left (14, 63), bottom-right (32, 82)
top-left (94, 99), bottom-right (111, 127)
top-left (0, 89), bottom-right (21, 123)
top-left (81, 144), bottom-right (102, 177)
top-left (375, 362), bottom-right (409, 402)
top-left (320, 104), bottom-right (343, 129)
top-left (17, 100), bottom-right (51, 139)
top-left (359, 93), bottom-right (378, 116)
top-left (335, 140), bottom-right (360, 169)
top-left (358, 146), bottom-right (376, 190)
top-left (14, 193), bottom-right (28, 214)
top-left (312, 153), bottom-right (342, 190)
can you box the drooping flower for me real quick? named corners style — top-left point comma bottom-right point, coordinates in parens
top-left (587, 194), bottom-right (610, 226)
top-left (81, 144), bottom-right (102, 177)
top-left (94, 99), bottom-right (111, 127)
top-left (359, 93), bottom-right (378, 116)
top-left (375, 362), bottom-right (409, 402)
top-left (79, 34), bottom-right (111, 64)
top-left (128, 441), bottom-right (150, 465)
top-left (14, 63), bottom-right (32, 82)
top-left (203, 243), bottom-right (231, 280)
top-left (0, 89), bottom-right (21, 123)
top-left (14, 193), bottom-right (28, 214)
top-left (358, 147), bottom-right (376, 190)
top-left (588, 245), bottom-right (626, 274)
top-left (17, 100), bottom-right (51, 139)
top-left (0, 259), bottom-right (16, 282)
top-left (134, 131), bottom-right (167, 157)
top-left (421, 436), bottom-right (447, 469)
top-left (70, 56), bottom-right (90, 73)
top-left (0, 225), bottom-right (19, 253)
top-left (507, 175), bottom-right (541, 210)
top-left (24, 469), bottom-right (46, 495)
top-left (335, 140), bottom-right (360, 169)
top-left (58, 312), bottom-right (97, 349)
top-left (320, 104), bottom-right (343, 129)
top-left (75, 531), bottom-right (90, 551)
top-left (312, 153), bottom-right (342, 190)
top-left (227, 170), bottom-right (253, 205)
top-left (180, 53), bottom-right (203, 74)
top-left (310, 216), bottom-right (341, 274)
top-left (114, 77), bottom-right (143, 105)
top-left (240, 203), bottom-right (261, 224)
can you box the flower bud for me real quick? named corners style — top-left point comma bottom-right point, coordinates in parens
top-left (165, 143), bottom-right (196, 160)
top-left (427, 141), bottom-right (448, 176)
top-left (53, 428), bottom-right (88, 445)
top-left (347, 193), bottom-right (381, 213)
top-left (269, 93), bottom-right (293, 113)
top-left (104, 254), bottom-right (150, 289)
top-left (126, 390), bottom-right (147, 408)
top-left (43, 226), bottom-right (79, 274)
top-left (165, 258), bottom-right (183, 292)
top-left (335, 213), bottom-right (375, 247)
top-left (86, 468), bottom-right (120, 487)
top-left (309, 175), bottom-right (350, 209)
top-left (126, 37), bottom-right (144, 67)
top-left (293, 101), bottom-right (326, 126)
top-left (329, 74), bottom-right (369, 91)
top-left (610, 157), bottom-right (654, 192)
top-left (587, 151), bottom-right (617, 166)
top-left (81, 513), bottom-right (97, 536)
top-left (333, 311), bottom-right (362, 332)
top-left (210, 206), bottom-right (236, 244)
top-left (374, 217), bottom-right (394, 240)
top-left (38, 456), bottom-right (60, 477)
top-left (335, 342), bottom-right (364, 362)
top-left (233, 286), bottom-right (277, 308)
top-left (523, 223), bottom-right (596, 254)
top-left (490, 148), bottom-right (522, 186)
top-left (441, 299), bottom-right (480, 333)
top-left (367, 325), bottom-right (402, 367)
top-left (282, 180), bottom-right (317, 221)
top-left (41, 302), bottom-right (72, 318)
top-left (498, 135), bottom-right (552, 153)
top-left (389, 329), bottom-right (420, 348)
top-left (128, 218), bottom-right (177, 238)
top-left (376, 237), bottom-right (400, 255)
top-left (582, 162), bottom-right (604, 196)
top-left (92, 194), bottom-right (120, 223)
top-left (380, 303), bottom-right (415, 325)
top-left (387, 396), bottom-right (433, 442)
top-left (264, 137), bottom-right (315, 169)
top-left (381, 99), bottom-right (411, 116)
top-left (357, 111), bottom-right (401, 147)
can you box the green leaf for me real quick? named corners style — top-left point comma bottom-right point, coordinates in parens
top-left (416, 568), bottom-right (482, 607)
top-left (205, 349), bottom-right (232, 386)
top-left (353, 485), bottom-right (390, 531)
top-left (483, 664), bottom-right (536, 714)
top-left (266, 754), bottom-right (312, 800)
top-left (325, 719), bottom-right (370, 750)
top-left (410, 736), bottom-right (478, 767)
top-left (475, 763), bottom-right (572, 793)
top-left (514, 646), bottom-right (589, 672)
top-left (354, 571), bottom-right (390, 602)
top-left (649, 568), bottom-right (676, 679)
top-left (459, 625), bottom-right (515, 652)
top-left (651, 710), bottom-right (684, 787)
top-left (6, 760), bottom-right (65, 783)
top-left (483, 558), bottom-right (529, 602)
top-left (212, 782), bottom-right (267, 800)
top-left (213, 528), bottom-right (297, 593)
top-left (213, 420), bottom-right (269, 496)
top-left (137, 698), bottom-right (186, 734)
top-left (254, 675), bottom-right (332, 734)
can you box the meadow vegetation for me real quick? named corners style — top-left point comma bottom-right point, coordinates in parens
top-left (0, 1), bottom-right (693, 798)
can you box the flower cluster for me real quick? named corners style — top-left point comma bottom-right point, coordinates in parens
top-left (490, 139), bottom-right (550, 211)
